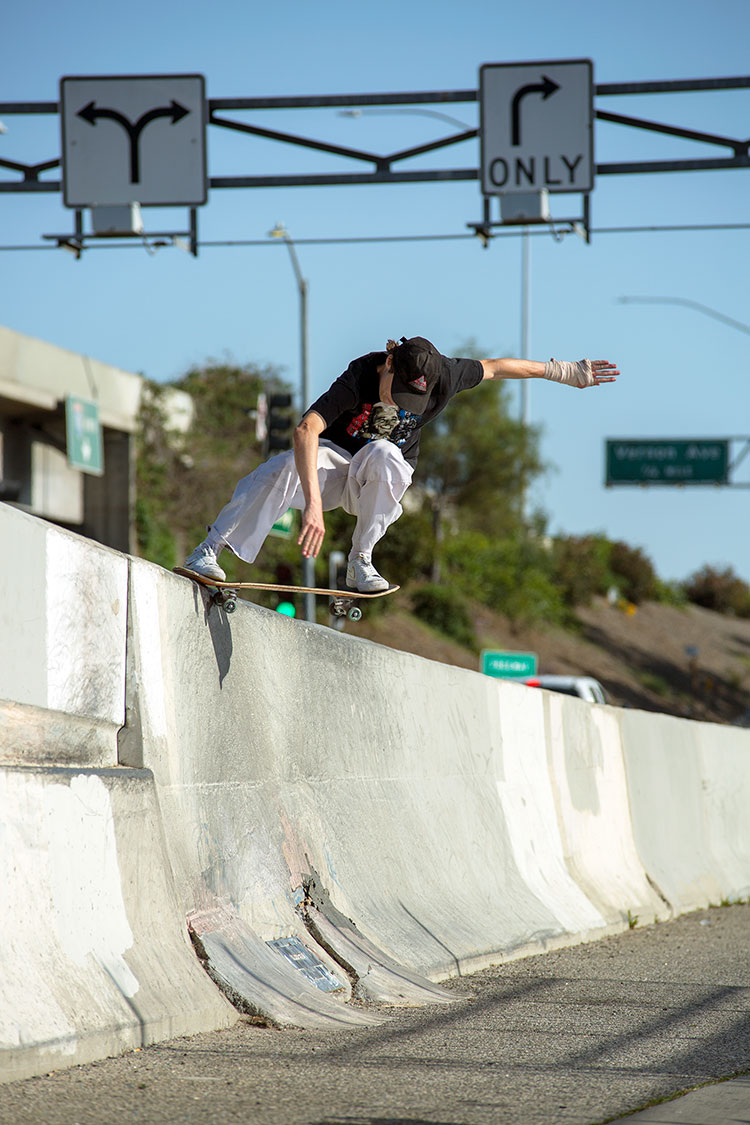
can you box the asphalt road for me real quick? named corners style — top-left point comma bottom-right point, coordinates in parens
top-left (1, 905), bottom-right (748, 1125)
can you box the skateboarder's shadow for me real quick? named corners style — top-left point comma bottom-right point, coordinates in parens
top-left (189, 585), bottom-right (232, 688)
top-left (207, 604), bottom-right (232, 687)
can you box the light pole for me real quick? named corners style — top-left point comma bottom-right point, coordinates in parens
top-left (269, 222), bottom-right (315, 622)
top-left (270, 223), bottom-right (310, 407)
top-left (618, 295), bottom-right (750, 336)
top-left (517, 227), bottom-right (532, 523)
top-left (520, 228), bottom-right (531, 427)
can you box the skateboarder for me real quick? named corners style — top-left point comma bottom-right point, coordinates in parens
top-left (184, 336), bottom-right (618, 592)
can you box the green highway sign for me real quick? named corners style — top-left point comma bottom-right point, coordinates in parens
top-left (606, 439), bottom-right (729, 486)
top-left (65, 395), bottom-right (103, 476)
top-left (480, 650), bottom-right (538, 679)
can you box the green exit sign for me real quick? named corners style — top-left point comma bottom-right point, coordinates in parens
top-left (606, 439), bottom-right (729, 485)
top-left (65, 395), bottom-right (103, 476)
top-left (481, 650), bottom-right (538, 679)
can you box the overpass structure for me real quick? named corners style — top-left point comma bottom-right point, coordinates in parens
top-left (1, 501), bottom-right (749, 1083)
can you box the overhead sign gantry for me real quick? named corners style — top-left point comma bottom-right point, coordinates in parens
top-left (0, 65), bottom-right (748, 254)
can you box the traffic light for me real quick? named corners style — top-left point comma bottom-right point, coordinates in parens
top-left (265, 392), bottom-right (294, 456)
top-left (274, 563), bottom-right (296, 617)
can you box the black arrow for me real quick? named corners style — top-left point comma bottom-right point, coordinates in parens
top-left (77, 100), bottom-right (190, 183)
top-left (511, 76), bottom-right (559, 146)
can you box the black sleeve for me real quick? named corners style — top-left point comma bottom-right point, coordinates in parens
top-left (446, 356), bottom-right (485, 393)
top-left (304, 361), bottom-right (362, 427)
top-left (305, 351), bottom-right (382, 425)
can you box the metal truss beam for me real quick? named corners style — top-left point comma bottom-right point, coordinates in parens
top-left (0, 75), bottom-right (747, 198)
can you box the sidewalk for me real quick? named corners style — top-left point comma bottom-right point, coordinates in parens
top-left (0, 904), bottom-right (748, 1124)
top-left (617, 1074), bottom-right (750, 1122)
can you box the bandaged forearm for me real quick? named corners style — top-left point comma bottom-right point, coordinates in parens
top-left (543, 358), bottom-right (595, 388)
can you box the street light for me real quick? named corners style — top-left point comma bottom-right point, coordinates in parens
top-left (618, 296), bottom-right (750, 336)
top-left (269, 222), bottom-right (310, 408)
top-left (338, 107), bottom-right (473, 131)
top-left (268, 222), bottom-right (315, 621)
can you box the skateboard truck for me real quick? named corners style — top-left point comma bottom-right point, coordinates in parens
top-left (211, 586), bottom-right (238, 614)
top-left (208, 587), bottom-right (359, 620)
top-left (329, 595), bottom-right (362, 622)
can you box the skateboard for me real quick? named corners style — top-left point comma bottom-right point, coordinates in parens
top-left (173, 567), bottom-right (399, 621)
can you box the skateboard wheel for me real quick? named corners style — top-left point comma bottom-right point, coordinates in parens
top-left (348, 606), bottom-right (362, 622)
top-left (330, 603), bottom-right (346, 618)
top-left (224, 597), bottom-right (237, 614)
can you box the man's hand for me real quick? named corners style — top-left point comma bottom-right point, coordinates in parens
top-left (544, 358), bottom-right (619, 388)
top-left (298, 499), bottom-right (325, 559)
top-left (588, 359), bottom-right (619, 386)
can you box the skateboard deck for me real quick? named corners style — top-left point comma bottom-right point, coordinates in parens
top-left (173, 567), bottom-right (398, 621)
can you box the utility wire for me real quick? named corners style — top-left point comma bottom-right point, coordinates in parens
top-left (0, 220), bottom-right (749, 252)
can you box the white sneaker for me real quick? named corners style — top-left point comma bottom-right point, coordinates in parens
top-left (346, 553), bottom-right (389, 593)
top-left (184, 543), bottom-right (226, 582)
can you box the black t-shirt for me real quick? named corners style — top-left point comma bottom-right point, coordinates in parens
top-left (305, 350), bottom-right (484, 470)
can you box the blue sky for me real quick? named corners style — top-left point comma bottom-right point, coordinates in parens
top-left (2, 0), bottom-right (749, 584)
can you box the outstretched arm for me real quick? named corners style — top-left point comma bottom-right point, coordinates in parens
top-left (481, 357), bottom-right (619, 388)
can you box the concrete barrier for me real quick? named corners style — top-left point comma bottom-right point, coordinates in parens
top-left (2, 501), bottom-right (750, 1081)
top-left (121, 557), bottom-right (458, 1019)
top-left (0, 504), bottom-right (126, 768)
top-left (622, 710), bottom-right (750, 912)
top-left (120, 561), bottom-right (664, 1000)
top-left (0, 764), bottom-right (234, 1084)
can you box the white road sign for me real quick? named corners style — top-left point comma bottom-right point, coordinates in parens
top-left (480, 59), bottom-right (593, 196)
top-left (61, 74), bottom-right (207, 207)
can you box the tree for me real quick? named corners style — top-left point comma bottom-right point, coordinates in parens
top-left (416, 341), bottom-right (546, 580)
top-left (683, 564), bottom-right (750, 617)
top-left (136, 357), bottom-right (293, 574)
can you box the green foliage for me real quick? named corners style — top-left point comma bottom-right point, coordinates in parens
top-left (652, 578), bottom-right (688, 608)
top-left (368, 508), bottom-right (435, 585)
top-left (550, 534), bottom-right (614, 608)
top-left (411, 584), bottom-right (476, 649)
top-left (135, 359), bottom-right (292, 567)
top-left (608, 540), bottom-right (658, 605)
top-left (135, 496), bottom-right (177, 571)
top-left (441, 530), bottom-right (566, 629)
top-left (683, 565), bottom-right (750, 618)
top-left (550, 534), bottom-right (688, 611)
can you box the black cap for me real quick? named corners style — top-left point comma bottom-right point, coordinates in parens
top-left (390, 337), bottom-right (442, 413)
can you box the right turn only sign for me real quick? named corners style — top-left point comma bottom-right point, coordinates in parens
top-left (480, 59), bottom-right (594, 196)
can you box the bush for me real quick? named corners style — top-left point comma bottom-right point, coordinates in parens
top-left (440, 531), bottom-right (566, 629)
top-left (609, 540), bottom-right (657, 604)
top-left (652, 578), bottom-right (688, 608)
top-left (411, 584), bottom-right (476, 648)
top-left (550, 534), bottom-right (613, 607)
top-left (683, 565), bottom-right (750, 617)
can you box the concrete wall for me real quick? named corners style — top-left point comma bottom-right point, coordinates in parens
top-left (1, 501), bottom-right (749, 1082)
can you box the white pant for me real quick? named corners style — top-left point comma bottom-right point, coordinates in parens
top-left (207, 439), bottom-right (414, 563)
